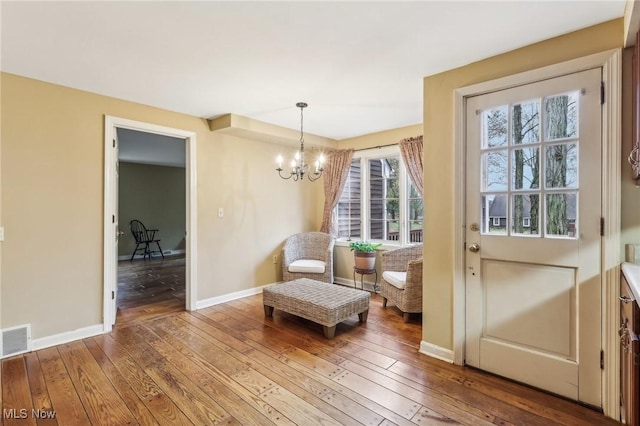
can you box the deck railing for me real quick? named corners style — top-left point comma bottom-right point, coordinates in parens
top-left (387, 230), bottom-right (423, 243)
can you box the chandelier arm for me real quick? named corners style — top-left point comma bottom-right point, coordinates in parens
top-left (307, 170), bottom-right (323, 182)
top-left (277, 168), bottom-right (295, 180)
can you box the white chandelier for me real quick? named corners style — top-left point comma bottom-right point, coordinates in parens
top-left (276, 102), bottom-right (325, 182)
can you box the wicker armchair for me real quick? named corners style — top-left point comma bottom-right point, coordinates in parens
top-left (380, 244), bottom-right (423, 322)
top-left (282, 232), bottom-right (335, 283)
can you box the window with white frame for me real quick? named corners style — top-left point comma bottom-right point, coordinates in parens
top-left (336, 146), bottom-right (423, 245)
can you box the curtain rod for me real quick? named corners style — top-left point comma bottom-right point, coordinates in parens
top-left (353, 142), bottom-right (398, 152)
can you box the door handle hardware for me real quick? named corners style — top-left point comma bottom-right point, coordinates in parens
top-left (117, 231), bottom-right (125, 237)
top-left (620, 295), bottom-right (634, 303)
top-left (468, 243), bottom-right (480, 253)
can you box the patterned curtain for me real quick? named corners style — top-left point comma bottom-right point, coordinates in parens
top-left (399, 136), bottom-right (423, 196)
top-left (320, 149), bottom-right (354, 235)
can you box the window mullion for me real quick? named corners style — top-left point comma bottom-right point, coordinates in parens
top-left (399, 160), bottom-right (407, 245)
top-left (360, 157), bottom-right (369, 241)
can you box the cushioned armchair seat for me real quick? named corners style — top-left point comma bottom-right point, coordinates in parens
top-left (379, 244), bottom-right (423, 322)
top-left (282, 232), bottom-right (335, 283)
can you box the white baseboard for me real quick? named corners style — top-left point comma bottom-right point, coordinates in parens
top-left (419, 340), bottom-right (454, 364)
top-left (33, 281), bottom-right (372, 352)
top-left (32, 324), bottom-right (104, 351)
top-left (118, 249), bottom-right (185, 261)
top-left (196, 283), bottom-right (274, 310)
top-left (334, 276), bottom-right (378, 292)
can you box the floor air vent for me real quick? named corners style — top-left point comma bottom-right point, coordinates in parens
top-left (1, 324), bottom-right (31, 358)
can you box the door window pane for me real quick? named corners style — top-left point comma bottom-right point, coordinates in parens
top-left (482, 194), bottom-right (507, 235)
top-left (512, 194), bottom-right (540, 236)
top-left (511, 147), bottom-right (540, 190)
top-left (478, 90), bottom-right (580, 240)
top-left (512, 100), bottom-right (540, 145)
top-left (482, 150), bottom-right (508, 191)
top-left (545, 143), bottom-right (577, 189)
top-left (544, 93), bottom-right (578, 141)
top-left (545, 192), bottom-right (577, 237)
top-left (483, 106), bottom-right (508, 148)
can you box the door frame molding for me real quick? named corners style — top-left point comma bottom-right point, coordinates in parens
top-left (452, 49), bottom-right (621, 417)
top-left (103, 116), bottom-right (198, 332)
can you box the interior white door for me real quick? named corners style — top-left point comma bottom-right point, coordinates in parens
top-left (110, 129), bottom-right (120, 326)
top-left (465, 68), bottom-right (602, 406)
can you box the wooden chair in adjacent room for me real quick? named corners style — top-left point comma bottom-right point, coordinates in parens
top-left (129, 219), bottom-right (164, 261)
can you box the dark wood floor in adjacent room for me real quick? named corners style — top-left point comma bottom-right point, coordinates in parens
top-left (1, 283), bottom-right (617, 425)
top-left (116, 254), bottom-right (186, 325)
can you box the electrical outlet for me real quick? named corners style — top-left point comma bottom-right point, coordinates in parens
top-left (272, 255), bottom-right (278, 264)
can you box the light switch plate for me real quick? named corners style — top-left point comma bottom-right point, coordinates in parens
top-left (0, 227), bottom-right (4, 241)
top-left (218, 208), bottom-right (224, 218)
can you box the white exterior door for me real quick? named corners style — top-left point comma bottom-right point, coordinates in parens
top-left (465, 68), bottom-right (602, 406)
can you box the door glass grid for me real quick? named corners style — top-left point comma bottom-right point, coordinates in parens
top-left (480, 91), bottom-right (579, 238)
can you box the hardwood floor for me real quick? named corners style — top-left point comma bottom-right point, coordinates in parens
top-left (1, 288), bottom-right (617, 425)
top-left (116, 254), bottom-right (186, 325)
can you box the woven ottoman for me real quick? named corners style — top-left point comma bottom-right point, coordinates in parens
top-left (263, 278), bottom-right (370, 338)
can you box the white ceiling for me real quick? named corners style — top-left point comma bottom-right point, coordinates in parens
top-left (117, 128), bottom-right (186, 168)
top-left (0, 1), bottom-right (627, 140)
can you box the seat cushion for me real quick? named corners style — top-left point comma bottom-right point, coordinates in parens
top-left (288, 259), bottom-right (326, 274)
top-left (383, 271), bottom-right (407, 290)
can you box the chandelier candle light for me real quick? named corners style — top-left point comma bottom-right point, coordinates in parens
top-left (276, 102), bottom-right (325, 182)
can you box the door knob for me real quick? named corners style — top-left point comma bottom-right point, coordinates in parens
top-left (468, 243), bottom-right (480, 253)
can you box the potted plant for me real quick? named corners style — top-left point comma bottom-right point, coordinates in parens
top-left (349, 241), bottom-right (382, 270)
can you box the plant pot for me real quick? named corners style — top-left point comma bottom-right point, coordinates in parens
top-left (354, 251), bottom-right (376, 270)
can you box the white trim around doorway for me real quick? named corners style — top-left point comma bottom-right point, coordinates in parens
top-left (103, 116), bottom-right (198, 332)
top-left (452, 49), bottom-right (621, 419)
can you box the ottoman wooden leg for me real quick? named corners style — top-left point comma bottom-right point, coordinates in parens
top-left (358, 310), bottom-right (369, 323)
top-left (323, 325), bottom-right (336, 339)
top-left (264, 305), bottom-right (274, 317)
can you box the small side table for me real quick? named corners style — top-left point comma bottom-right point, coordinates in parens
top-left (353, 266), bottom-right (378, 292)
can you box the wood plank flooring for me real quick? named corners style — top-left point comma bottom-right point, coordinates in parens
top-left (1, 288), bottom-right (618, 425)
top-left (117, 255), bottom-right (186, 325)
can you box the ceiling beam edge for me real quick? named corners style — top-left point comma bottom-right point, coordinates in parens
top-left (207, 113), bottom-right (337, 149)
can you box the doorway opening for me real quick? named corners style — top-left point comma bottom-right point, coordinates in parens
top-left (103, 116), bottom-right (198, 332)
top-left (117, 128), bottom-right (186, 323)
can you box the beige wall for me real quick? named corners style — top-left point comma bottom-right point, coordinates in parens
top-left (333, 124), bottom-right (423, 281)
top-left (422, 19), bottom-right (624, 350)
top-left (0, 72), bottom-right (324, 338)
top-left (118, 162), bottom-right (186, 257)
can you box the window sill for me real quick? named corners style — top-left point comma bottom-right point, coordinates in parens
top-left (334, 240), bottom-right (413, 251)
